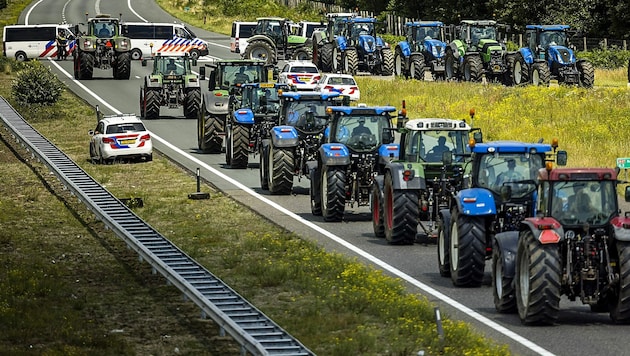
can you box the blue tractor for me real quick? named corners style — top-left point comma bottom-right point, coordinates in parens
top-left (259, 90), bottom-right (343, 194)
top-left (310, 105), bottom-right (399, 221)
top-left (333, 16), bottom-right (394, 76)
top-left (393, 21), bottom-right (448, 80)
top-left (513, 25), bottom-right (594, 88)
top-left (438, 140), bottom-right (566, 287)
top-left (225, 82), bottom-right (288, 168)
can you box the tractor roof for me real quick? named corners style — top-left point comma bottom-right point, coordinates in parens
top-left (537, 167), bottom-right (618, 182)
top-left (257, 17), bottom-right (287, 22)
top-left (349, 17), bottom-right (378, 24)
top-left (525, 24), bottom-right (570, 31)
top-left (206, 59), bottom-right (267, 68)
top-left (405, 118), bottom-right (470, 131)
top-left (471, 140), bottom-right (552, 154)
top-left (329, 105), bottom-right (396, 116)
top-left (460, 20), bottom-right (497, 26)
top-left (281, 91), bottom-right (341, 101)
top-left (405, 21), bottom-right (444, 27)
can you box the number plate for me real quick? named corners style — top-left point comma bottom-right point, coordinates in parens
top-left (121, 139), bottom-right (136, 145)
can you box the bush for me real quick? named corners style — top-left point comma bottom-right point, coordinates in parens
top-left (11, 61), bottom-right (64, 105)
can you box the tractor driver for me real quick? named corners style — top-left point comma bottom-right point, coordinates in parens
top-left (234, 67), bottom-right (251, 84)
top-left (495, 158), bottom-right (523, 186)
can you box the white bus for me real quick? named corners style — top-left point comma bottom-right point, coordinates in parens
top-left (120, 22), bottom-right (209, 60)
top-left (3, 24), bottom-right (75, 61)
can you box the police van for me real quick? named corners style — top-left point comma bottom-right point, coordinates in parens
top-left (3, 24), bottom-right (75, 61)
top-left (230, 21), bottom-right (256, 54)
top-left (120, 22), bottom-right (209, 60)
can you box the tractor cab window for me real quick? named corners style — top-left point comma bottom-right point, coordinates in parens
top-left (224, 65), bottom-right (260, 87)
top-left (470, 25), bottom-right (496, 45)
top-left (335, 115), bottom-right (388, 152)
top-left (160, 57), bottom-right (185, 75)
top-left (351, 23), bottom-right (373, 38)
top-left (477, 153), bottom-right (541, 197)
top-left (550, 180), bottom-right (616, 225)
top-left (540, 31), bottom-right (566, 48)
top-left (416, 26), bottom-right (438, 41)
top-left (285, 100), bottom-right (328, 128)
top-left (249, 87), bottom-right (280, 114)
top-left (93, 21), bottom-right (116, 38)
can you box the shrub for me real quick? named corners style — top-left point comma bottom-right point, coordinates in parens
top-left (11, 61), bottom-right (64, 105)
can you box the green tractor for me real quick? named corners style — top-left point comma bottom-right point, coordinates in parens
top-left (197, 60), bottom-right (276, 153)
top-left (241, 17), bottom-right (313, 65)
top-left (445, 20), bottom-right (515, 85)
top-left (139, 53), bottom-right (202, 120)
top-left (73, 14), bottom-right (131, 80)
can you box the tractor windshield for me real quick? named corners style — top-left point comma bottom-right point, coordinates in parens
top-left (539, 31), bottom-right (567, 48)
top-left (284, 100), bottom-right (329, 133)
top-left (476, 153), bottom-right (541, 197)
top-left (92, 20), bottom-right (117, 38)
top-left (470, 25), bottom-right (497, 43)
top-left (416, 26), bottom-right (441, 41)
top-left (335, 115), bottom-right (389, 152)
top-left (159, 57), bottom-right (187, 75)
top-left (222, 65), bottom-right (262, 87)
top-left (244, 86), bottom-right (281, 114)
top-left (350, 22), bottom-right (374, 38)
top-left (405, 130), bottom-right (470, 163)
top-left (547, 180), bottom-right (616, 225)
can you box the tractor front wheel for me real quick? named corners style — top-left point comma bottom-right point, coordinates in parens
top-left (449, 210), bottom-right (486, 287)
top-left (493, 241), bottom-right (517, 313)
top-left (321, 166), bottom-right (346, 222)
top-left (268, 145), bottom-right (294, 195)
top-left (244, 40), bottom-right (276, 65)
top-left (183, 88), bottom-right (201, 119)
top-left (384, 172), bottom-right (418, 244)
top-left (371, 182), bottom-right (385, 237)
top-left (610, 241), bottom-right (630, 323)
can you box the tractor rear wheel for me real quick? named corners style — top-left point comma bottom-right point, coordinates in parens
top-left (515, 230), bottom-right (561, 325)
top-left (198, 110), bottom-right (224, 153)
top-left (291, 47), bottom-right (313, 61)
top-left (227, 123), bottom-right (250, 168)
top-left (463, 56), bottom-right (483, 82)
top-left (114, 52), bottom-right (131, 80)
top-left (445, 49), bottom-right (459, 81)
top-left (259, 141), bottom-right (270, 190)
top-left (344, 49), bottom-right (359, 75)
top-left (493, 241), bottom-right (517, 313)
top-left (139, 88), bottom-right (146, 118)
top-left (310, 168), bottom-right (322, 216)
top-left (384, 172), bottom-right (418, 244)
top-left (449, 210), bottom-right (486, 287)
top-left (321, 166), bottom-right (346, 222)
top-left (437, 214), bottom-right (451, 277)
top-left (531, 62), bottom-right (551, 87)
top-left (610, 241), bottom-right (630, 323)
top-left (577, 61), bottom-right (595, 88)
top-left (381, 48), bottom-right (394, 76)
top-left (77, 52), bottom-right (94, 80)
top-left (410, 54), bottom-right (425, 80)
top-left (268, 145), bottom-right (294, 195)
top-left (371, 182), bottom-right (385, 237)
top-left (320, 43), bottom-right (334, 73)
top-left (394, 48), bottom-right (406, 77)
top-left (513, 55), bottom-right (529, 85)
top-left (183, 88), bottom-right (201, 119)
top-left (244, 40), bottom-right (276, 65)
top-left (144, 89), bottom-right (161, 120)
top-left (503, 54), bottom-right (516, 86)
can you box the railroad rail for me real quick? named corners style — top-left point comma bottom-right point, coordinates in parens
top-left (0, 96), bottom-right (314, 356)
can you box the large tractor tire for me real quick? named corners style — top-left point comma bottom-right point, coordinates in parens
top-left (320, 43), bottom-right (335, 73)
top-left (183, 88), bottom-right (201, 119)
top-left (76, 52), bottom-right (94, 80)
top-left (243, 40), bottom-right (276, 65)
top-left (291, 47), bottom-right (313, 61)
top-left (268, 145), bottom-right (294, 195)
top-left (531, 62), bottom-right (551, 87)
top-left (371, 182), bottom-right (385, 238)
top-left (143, 88), bottom-right (161, 120)
top-left (611, 241), bottom-right (630, 323)
top-left (198, 105), bottom-right (224, 154)
top-left (310, 168), bottom-right (322, 216)
top-left (410, 54), bottom-right (426, 81)
top-left (384, 172), bottom-right (418, 245)
top-left (577, 61), bottom-right (595, 88)
top-left (139, 88), bottom-right (146, 118)
top-left (259, 140), bottom-right (270, 190)
top-left (113, 52), bottom-right (131, 80)
top-left (437, 215), bottom-right (451, 277)
top-left (321, 165), bottom-right (346, 222)
top-left (463, 56), bottom-right (483, 82)
top-left (394, 48), bottom-right (406, 77)
top-left (381, 48), bottom-right (395, 76)
top-left (513, 55), bottom-right (529, 86)
top-left (226, 123), bottom-right (250, 169)
top-left (492, 241), bottom-right (517, 313)
top-left (515, 230), bottom-right (561, 325)
top-left (449, 210), bottom-right (486, 287)
top-left (445, 49), bottom-right (459, 81)
top-left (503, 54), bottom-right (516, 86)
top-left (343, 49), bottom-right (359, 75)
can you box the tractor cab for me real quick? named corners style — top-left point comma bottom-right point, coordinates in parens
top-left (327, 106), bottom-right (396, 153)
top-left (90, 16), bottom-right (120, 39)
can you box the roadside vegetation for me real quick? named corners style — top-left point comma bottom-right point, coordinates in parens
top-left (2, 1), bottom-right (630, 356)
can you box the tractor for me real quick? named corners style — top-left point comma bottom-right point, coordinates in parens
top-left (393, 21), bottom-right (448, 80)
top-left (311, 12), bottom-right (356, 73)
top-left (492, 167), bottom-right (630, 325)
top-left (513, 25), bottom-right (594, 88)
top-left (241, 17), bottom-right (313, 65)
top-left (139, 53), bottom-right (202, 120)
top-left (225, 82), bottom-right (288, 169)
top-left (332, 16), bottom-right (394, 76)
top-left (445, 20), bottom-right (515, 85)
top-left (309, 105), bottom-right (399, 221)
top-left (372, 107), bottom-right (481, 244)
top-left (197, 59), bottom-right (275, 154)
top-left (438, 139), bottom-right (567, 286)
top-left (260, 90), bottom-right (343, 194)
top-left (73, 14), bottom-right (131, 80)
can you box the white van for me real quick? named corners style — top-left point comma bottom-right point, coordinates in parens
top-left (3, 24), bottom-right (75, 61)
top-left (230, 21), bottom-right (257, 54)
top-left (120, 22), bottom-right (209, 60)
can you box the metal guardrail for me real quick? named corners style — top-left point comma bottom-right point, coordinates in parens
top-left (0, 96), bottom-right (314, 356)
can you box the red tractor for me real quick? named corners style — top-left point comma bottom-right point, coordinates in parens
top-left (492, 167), bottom-right (630, 325)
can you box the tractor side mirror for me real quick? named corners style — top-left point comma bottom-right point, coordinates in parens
top-left (625, 186), bottom-right (630, 202)
top-left (198, 66), bottom-right (205, 80)
top-left (500, 185), bottom-right (512, 201)
top-left (556, 150), bottom-right (568, 166)
top-left (442, 151), bottom-right (452, 166)
top-left (473, 131), bottom-right (483, 143)
top-left (382, 129), bottom-right (394, 144)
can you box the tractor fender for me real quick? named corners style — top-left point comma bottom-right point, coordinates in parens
top-left (376, 36), bottom-right (387, 48)
top-left (373, 175), bottom-right (384, 191)
top-left (270, 125), bottom-right (299, 147)
top-left (396, 42), bottom-right (411, 58)
top-left (319, 143), bottom-right (350, 166)
top-left (185, 75), bottom-right (201, 88)
top-left (611, 216), bottom-right (630, 241)
top-left (204, 92), bottom-right (230, 115)
top-left (336, 36), bottom-right (348, 51)
top-left (454, 188), bottom-right (496, 216)
top-left (378, 143), bottom-right (400, 163)
top-left (516, 47), bottom-right (535, 65)
top-left (439, 208), bottom-right (451, 229)
top-left (521, 217), bottom-right (564, 244)
top-left (145, 76), bottom-right (162, 88)
top-left (247, 35), bottom-right (278, 50)
top-left (447, 42), bottom-right (463, 61)
top-left (232, 108), bottom-right (255, 124)
top-left (385, 162), bottom-right (426, 190)
top-left (493, 231), bottom-right (520, 279)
